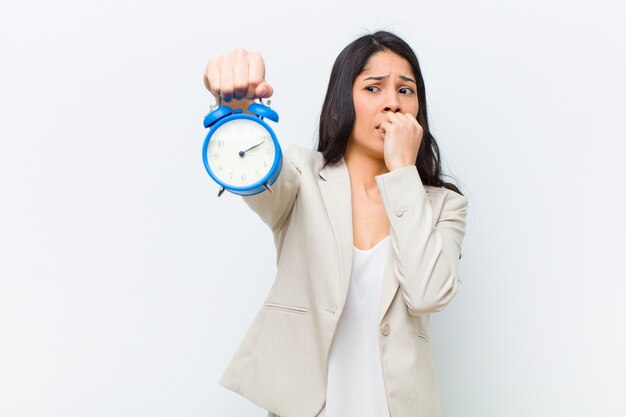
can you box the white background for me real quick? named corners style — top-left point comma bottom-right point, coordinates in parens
top-left (1, 0), bottom-right (625, 416)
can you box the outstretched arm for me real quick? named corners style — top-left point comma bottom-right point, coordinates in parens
top-left (203, 48), bottom-right (297, 232)
top-left (241, 144), bottom-right (302, 232)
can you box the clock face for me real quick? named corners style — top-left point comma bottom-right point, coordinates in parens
top-left (206, 118), bottom-right (277, 188)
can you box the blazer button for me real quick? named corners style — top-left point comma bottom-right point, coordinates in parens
top-left (381, 323), bottom-right (391, 336)
top-left (394, 208), bottom-right (406, 217)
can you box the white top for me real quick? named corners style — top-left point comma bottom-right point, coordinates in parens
top-left (315, 235), bottom-right (392, 417)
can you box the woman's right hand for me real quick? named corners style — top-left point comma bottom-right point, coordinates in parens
top-left (203, 48), bottom-right (274, 106)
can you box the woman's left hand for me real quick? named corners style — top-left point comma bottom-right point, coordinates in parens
top-left (380, 111), bottom-right (423, 171)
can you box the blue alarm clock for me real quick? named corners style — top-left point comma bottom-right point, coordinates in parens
top-left (202, 97), bottom-right (281, 197)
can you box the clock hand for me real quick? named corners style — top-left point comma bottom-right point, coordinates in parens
top-left (239, 140), bottom-right (264, 156)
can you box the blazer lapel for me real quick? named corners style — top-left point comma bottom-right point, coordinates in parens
top-left (378, 250), bottom-right (400, 324)
top-left (318, 159), bottom-right (354, 316)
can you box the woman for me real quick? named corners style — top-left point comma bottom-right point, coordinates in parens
top-left (203, 30), bottom-right (468, 417)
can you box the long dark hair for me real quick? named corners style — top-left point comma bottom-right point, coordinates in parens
top-left (316, 30), bottom-right (463, 195)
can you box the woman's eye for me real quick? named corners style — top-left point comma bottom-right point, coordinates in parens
top-left (366, 85), bottom-right (415, 94)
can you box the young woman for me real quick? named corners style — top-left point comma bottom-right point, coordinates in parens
top-left (203, 30), bottom-right (468, 417)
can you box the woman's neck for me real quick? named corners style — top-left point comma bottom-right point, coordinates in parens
top-left (343, 145), bottom-right (389, 202)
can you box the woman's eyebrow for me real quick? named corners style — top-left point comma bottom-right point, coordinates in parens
top-left (362, 74), bottom-right (416, 85)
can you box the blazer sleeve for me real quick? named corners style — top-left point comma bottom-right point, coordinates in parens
top-left (375, 165), bottom-right (469, 315)
top-left (241, 143), bottom-right (302, 232)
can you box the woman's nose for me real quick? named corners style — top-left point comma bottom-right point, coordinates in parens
top-left (383, 94), bottom-right (401, 113)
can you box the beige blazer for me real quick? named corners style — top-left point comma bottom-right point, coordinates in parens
top-left (218, 144), bottom-right (469, 417)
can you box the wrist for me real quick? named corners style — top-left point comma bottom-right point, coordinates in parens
top-left (387, 161), bottom-right (414, 172)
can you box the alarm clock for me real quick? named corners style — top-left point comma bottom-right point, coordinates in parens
top-left (202, 97), bottom-right (281, 197)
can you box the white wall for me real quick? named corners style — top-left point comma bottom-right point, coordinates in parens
top-left (1, 0), bottom-right (624, 416)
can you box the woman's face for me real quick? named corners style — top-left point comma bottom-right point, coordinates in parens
top-left (349, 50), bottom-right (419, 159)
